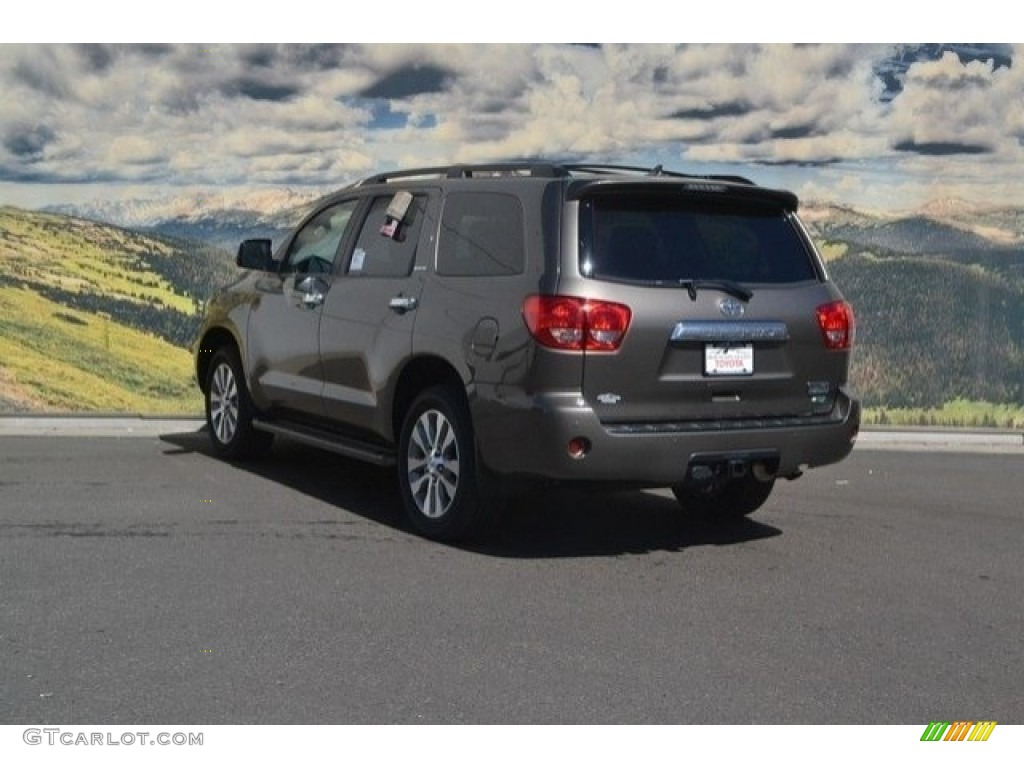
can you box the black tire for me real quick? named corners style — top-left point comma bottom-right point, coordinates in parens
top-left (671, 474), bottom-right (775, 519)
top-left (204, 347), bottom-right (274, 459)
top-left (397, 386), bottom-right (492, 542)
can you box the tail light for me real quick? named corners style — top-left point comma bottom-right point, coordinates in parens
top-left (816, 301), bottom-right (855, 350)
top-left (523, 295), bottom-right (632, 352)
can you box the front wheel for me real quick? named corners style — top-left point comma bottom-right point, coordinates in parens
top-left (205, 347), bottom-right (273, 459)
top-left (397, 387), bottom-right (491, 541)
top-left (672, 474), bottom-right (775, 519)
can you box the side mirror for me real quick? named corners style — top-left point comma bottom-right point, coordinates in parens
top-left (236, 239), bottom-right (274, 271)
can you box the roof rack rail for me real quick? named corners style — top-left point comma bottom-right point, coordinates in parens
top-left (563, 163), bottom-right (755, 185)
top-left (445, 163), bottom-right (569, 179)
top-left (356, 162), bottom-right (756, 187)
top-left (358, 163), bottom-right (570, 185)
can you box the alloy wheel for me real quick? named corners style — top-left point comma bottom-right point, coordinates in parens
top-left (406, 408), bottom-right (461, 519)
top-left (209, 362), bottom-right (239, 446)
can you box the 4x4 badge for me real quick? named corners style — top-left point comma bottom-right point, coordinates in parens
top-left (718, 298), bottom-right (745, 318)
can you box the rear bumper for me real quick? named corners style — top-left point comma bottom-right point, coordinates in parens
top-left (473, 388), bottom-right (860, 486)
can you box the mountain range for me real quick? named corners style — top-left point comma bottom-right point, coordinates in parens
top-left (45, 188), bottom-right (321, 252)
top-left (802, 200), bottom-right (1024, 280)
top-left (4, 193), bottom-right (1023, 416)
top-left (50, 190), bottom-right (1024, 261)
top-left (801, 201), bottom-right (1024, 410)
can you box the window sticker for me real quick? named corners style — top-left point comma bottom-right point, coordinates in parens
top-left (386, 190), bottom-right (413, 221)
top-left (379, 191), bottom-right (413, 240)
top-left (351, 247), bottom-right (366, 273)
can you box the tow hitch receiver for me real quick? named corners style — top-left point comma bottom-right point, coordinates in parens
top-left (686, 451), bottom-right (780, 490)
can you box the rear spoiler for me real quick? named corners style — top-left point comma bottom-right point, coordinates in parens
top-left (566, 179), bottom-right (799, 212)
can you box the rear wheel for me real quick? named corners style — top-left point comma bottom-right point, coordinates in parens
top-left (205, 347), bottom-right (273, 459)
top-left (672, 474), bottom-right (774, 519)
top-left (397, 386), bottom-right (491, 541)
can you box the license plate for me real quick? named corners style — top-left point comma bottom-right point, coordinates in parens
top-left (705, 344), bottom-right (753, 376)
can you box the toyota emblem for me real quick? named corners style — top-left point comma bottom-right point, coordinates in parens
top-left (718, 298), bottom-right (745, 318)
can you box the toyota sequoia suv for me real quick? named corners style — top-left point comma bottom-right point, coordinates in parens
top-left (194, 162), bottom-right (859, 541)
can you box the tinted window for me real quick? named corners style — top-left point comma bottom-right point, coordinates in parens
top-left (437, 192), bottom-right (524, 276)
top-left (283, 200), bottom-right (358, 274)
top-left (580, 196), bottom-right (817, 284)
top-left (347, 194), bottom-right (426, 278)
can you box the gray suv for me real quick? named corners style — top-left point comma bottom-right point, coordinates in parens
top-left (194, 163), bottom-right (859, 540)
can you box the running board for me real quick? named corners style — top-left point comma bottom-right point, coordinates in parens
top-left (252, 419), bottom-right (396, 467)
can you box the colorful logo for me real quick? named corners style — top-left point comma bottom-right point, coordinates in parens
top-left (921, 721), bottom-right (997, 742)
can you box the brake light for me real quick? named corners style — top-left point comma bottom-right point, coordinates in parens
top-left (523, 295), bottom-right (632, 352)
top-left (816, 301), bottom-right (855, 350)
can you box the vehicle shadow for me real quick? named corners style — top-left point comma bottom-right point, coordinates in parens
top-left (480, 489), bottom-right (782, 558)
top-left (160, 430), bottom-right (782, 559)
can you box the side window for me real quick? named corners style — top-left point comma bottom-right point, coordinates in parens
top-left (347, 194), bottom-right (426, 278)
top-left (437, 192), bottom-right (524, 276)
top-left (282, 200), bottom-right (358, 275)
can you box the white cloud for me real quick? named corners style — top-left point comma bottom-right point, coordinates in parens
top-left (1, 43), bottom-right (1022, 207)
top-left (889, 51), bottom-right (1007, 149)
top-left (106, 136), bottom-right (166, 166)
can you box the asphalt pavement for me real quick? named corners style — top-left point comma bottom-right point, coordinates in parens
top-left (1, 422), bottom-right (1022, 723)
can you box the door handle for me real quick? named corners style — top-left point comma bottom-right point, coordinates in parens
top-left (388, 295), bottom-right (419, 314)
top-left (296, 276), bottom-right (327, 309)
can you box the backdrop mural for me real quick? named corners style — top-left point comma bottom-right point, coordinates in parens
top-left (0, 44), bottom-right (1021, 424)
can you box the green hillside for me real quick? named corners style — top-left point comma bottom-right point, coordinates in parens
top-left (0, 207), bottom-right (237, 413)
top-left (2, 204), bottom-right (1022, 424)
top-left (827, 251), bottom-right (1024, 411)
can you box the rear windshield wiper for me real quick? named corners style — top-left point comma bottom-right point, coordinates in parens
top-left (677, 279), bottom-right (753, 302)
top-left (600, 275), bottom-right (753, 302)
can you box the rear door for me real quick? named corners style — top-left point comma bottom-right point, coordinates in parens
top-left (575, 189), bottom-right (849, 425)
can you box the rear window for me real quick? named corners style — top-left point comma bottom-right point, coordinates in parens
top-left (579, 195), bottom-right (817, 284)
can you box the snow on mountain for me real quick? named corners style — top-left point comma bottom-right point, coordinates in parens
top-left (46, 188), bottom-right (323, 229)
top-left (917, 197), bottom-right (984, 219)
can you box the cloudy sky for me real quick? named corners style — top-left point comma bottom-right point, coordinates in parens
top-left (0, 41), bottom-right (1020, 211)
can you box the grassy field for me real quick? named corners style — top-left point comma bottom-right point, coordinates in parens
top-left (863, 399), bottom-right (1024, 429)
top-left (815, 240), bottom-right (849, 262)
top-left (0, 284), bottom-right (201, 413)
top-left (0, 207), bottom-right (218, 413)
top-left (0, 207), bottom-right (196, 313)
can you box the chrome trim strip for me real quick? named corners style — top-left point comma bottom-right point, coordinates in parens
top-left (670, 321), bottom-right (790, 343)
top-left (605, 413), bottom-right (841, 435)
